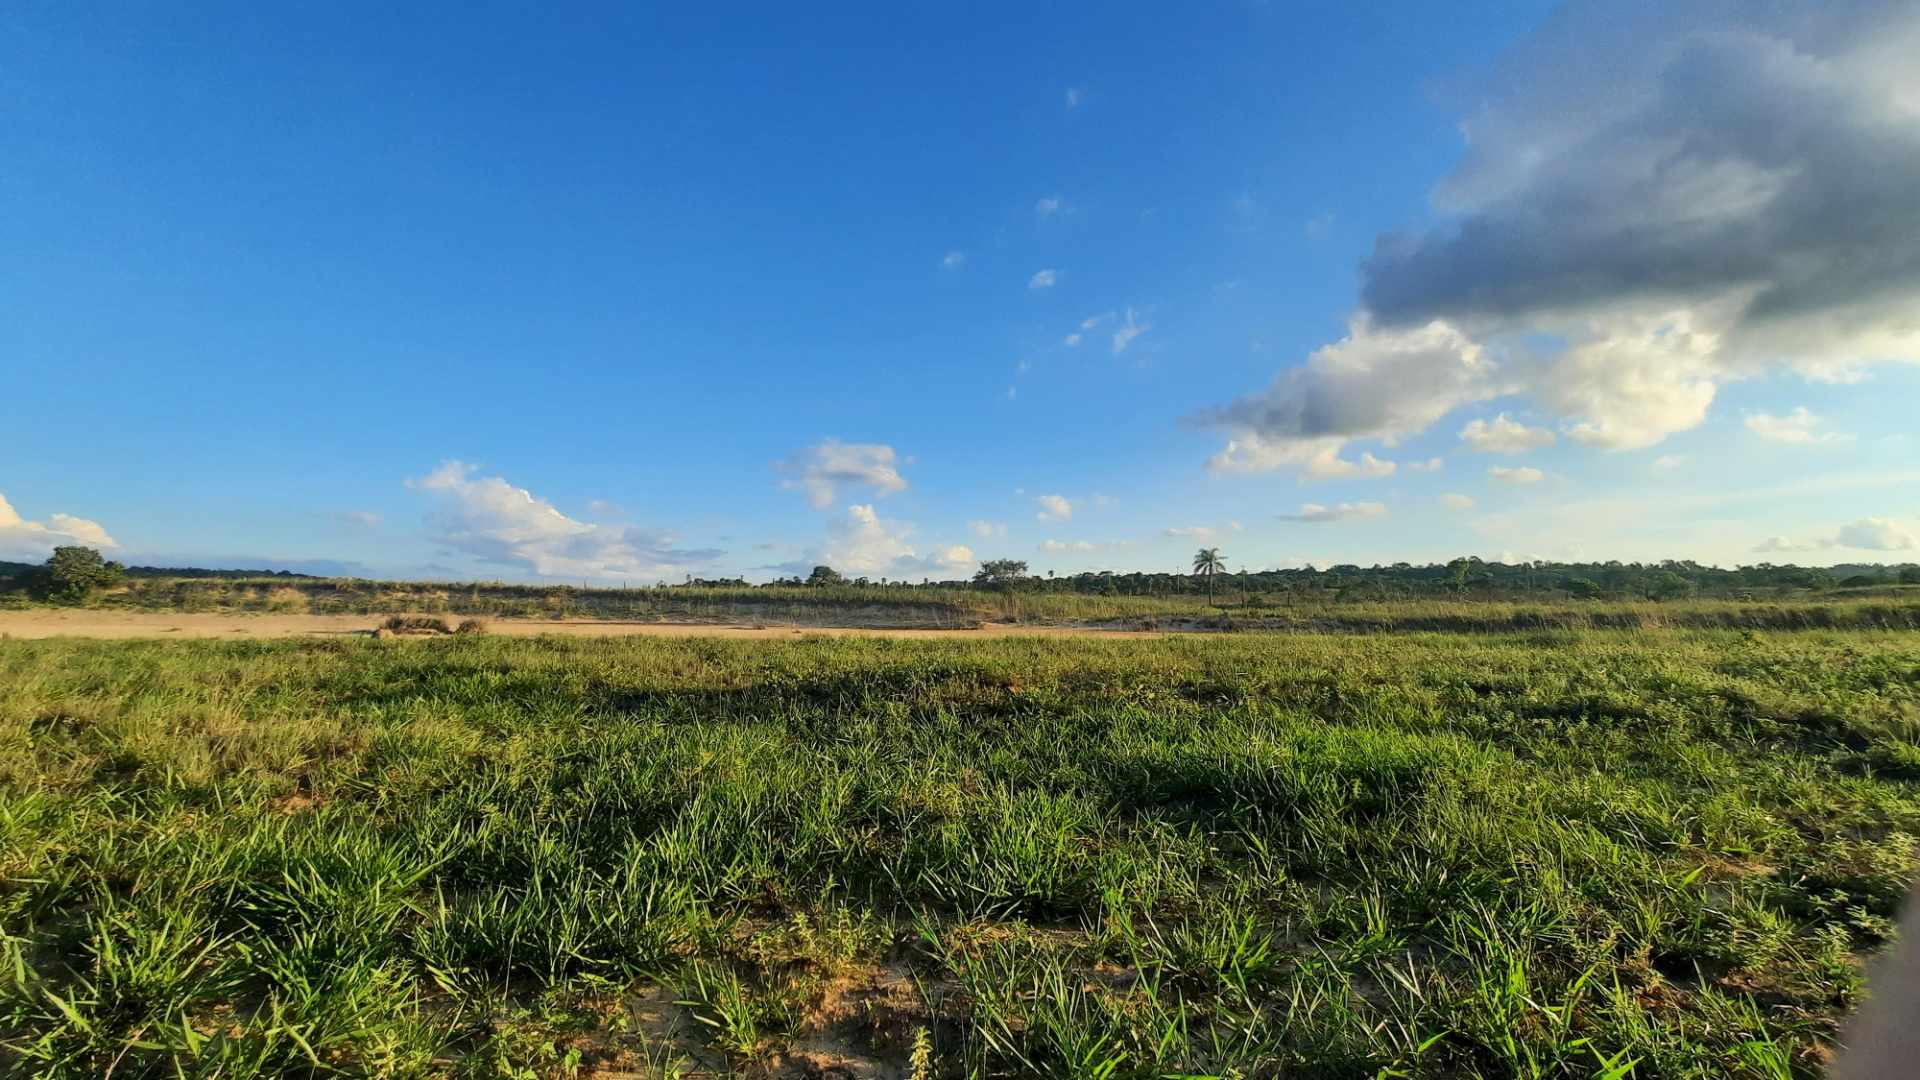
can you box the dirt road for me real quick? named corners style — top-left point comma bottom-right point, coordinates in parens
top-left (0, 610), bottom-right (1164, 641)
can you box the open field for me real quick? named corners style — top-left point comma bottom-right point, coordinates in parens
top-left (0, 611), bottom-right (1163, 642)
top-left (3, 628), bottom-right (1919, 1077)
top-left (9, 575), bottom-right (1920, 635)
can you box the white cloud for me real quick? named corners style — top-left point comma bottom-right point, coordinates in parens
top-left (1277, 501), bottom-right (1388, 524)
top-left (0, 492), bottom-right (118, 560)
top-left (1744, 407), bottom-right (1850, 445)
top-left (1651, 454), bottom-right (1690, 470)
top-left (1029, 269), bottom-right (1058, 290)
top-left (1081, 313), bottom-right (1112, 330)
top-left (1442, 493), bottom-right (1476, 510)
top-left (814, 503), bottom-right (976, 578)
top-left (1035, 494), bottom-right (1073, 522)
top-left (1190, 317), bottom-right (1507, 475)
top-left (1488, 465), bottom-right (1545, 485)
top-left (1755, 517), bottom-right (1918, 554)
top-left (777, 438), bottom-right (909, 510)
top-left (1065, 87), bottom-right (1085, 109)
top-left (1040, 539), bottom-right (1096, 553)
top-left (1036, 196), bottom-right (1064, 216)
top-left (968, 519), bottom-right (1007, 540)
top-left (336, 511), bottom-right (383, 528)
top-left (1408, 457), bottom-right (1445, 472)
top-left (1459, 413), bottom-right (1556, 454)
top-left (1196, 5), bottom-right (1920, 460)
top-left (941, 250), bottom-right (966, 269)
top-left (1206, 436), bottom-right (1397, 480)
top-left (1063, 333), bottom-right (1082, 347)
top-left (408, 461), bottom-right (717, 581)
top-left (1164, 525), bottom-right (1217, 541)
top-left (1111, 307), bottom-right (1150, 355)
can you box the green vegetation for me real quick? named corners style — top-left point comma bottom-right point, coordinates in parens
top-left (2, 627), bottom-right (1917, 1076)
top-left (3, 548), bottom-right (125, 604)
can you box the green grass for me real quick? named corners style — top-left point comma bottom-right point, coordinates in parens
top-left (1, 629), bottom-right (1917, 1076)
top-left (28, 572), bottom-right (1920, 634)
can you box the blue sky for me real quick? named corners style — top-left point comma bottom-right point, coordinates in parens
top-left (5, 1), bottom-right (1917, 581)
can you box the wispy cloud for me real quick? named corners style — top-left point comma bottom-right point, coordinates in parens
top-left (1755, 517), bottom-right (1917, 553)
top-left (1744, 407), bottom-right (1850, 445)
top-left (968, 519), bottom-right (1007, 540)
top-left (1064, 87), bottom-right (1085, 109)
top-left (1277, 501), bottom-right (1387, 524)
top-left (1111, 307), bottom-right (1150, 355)
top-left (1488, 465), bottom-right (1545, 485)
top-left (336, 510), bottom-right (383, 528)
top-left (1029, 269), bottom-right (1058, 290)
top-left (1441, 493), bottom-right (1475, 510)
top-left (941, 250), bottom-right (966, 269)
top-left (1035, 195), bottom-right (1064, 217)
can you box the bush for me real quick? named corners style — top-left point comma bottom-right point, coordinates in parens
top-left (380, 615), bottom-right (452, 635)
top-left (454, 618), bottom-right (489, 635)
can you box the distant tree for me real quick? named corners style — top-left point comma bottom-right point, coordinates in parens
top-left (1900, 567), bottom-right (1920, 585)
top-left (1561, 576), bottom-right (1604, 600)
top-left (1643, 570), bottom-right (1695, 601)
top-left (972, 559), bottom-right (1030, 587)
top-left (1192, 548), bottom-right (1226, 599)
top-left (805, 565), bottom-right (847, 587)
top-left (38, 546), bottom-right (125, 602)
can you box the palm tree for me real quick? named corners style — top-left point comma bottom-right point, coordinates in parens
top-left (1192, 547), bottom-right (1226, 600)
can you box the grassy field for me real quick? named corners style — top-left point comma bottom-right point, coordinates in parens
top-left (23, 573), bottom-right (1920, 635)
top-left (2, 628), bottom-right (1918, 1077)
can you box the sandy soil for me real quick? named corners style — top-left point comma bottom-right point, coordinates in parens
top-left (0, 610), bottom-right (1165, 641)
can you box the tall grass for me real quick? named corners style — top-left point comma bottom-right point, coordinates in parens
top-left (0, 628), bottom-right (1915, 1075)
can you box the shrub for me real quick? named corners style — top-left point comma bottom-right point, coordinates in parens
top-left (379, 615), bottom-right (452, 634)
top-left (454, 618), bottom-right (489, 635)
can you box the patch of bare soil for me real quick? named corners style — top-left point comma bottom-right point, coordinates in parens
top-left (0, 610), bottom-right (1167, 641)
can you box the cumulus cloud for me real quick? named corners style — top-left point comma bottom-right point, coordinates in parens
top-left (814, 503), bottom-right (975, 578)
top-left (1034, 494), bottom-right (1073, 522)
top-left (968, 519), bottom-right (1007, 539)
top-left (1112, 308), bottom-right (1150, 355)
top-left (1442, 493), bottom-right (1476, 510)
top-left (777, 439), bottom-right (909, 510)
top-left (1195, 3), bottom-right (1920, 468)
top-left (1029, 269), bottom-right (1058, 290)
top-left (1744, 407), bottom-right (1851, 445)
top-left (0, 492), bottom-right (118, 560)
top-left (941, 250), bottom-right (965, 269)
top-left (1755, 516), bottom-right (1918, 553)
top-left (408, 461), bottom-right (718, 581)
top-left (1488, 465), bottom-right (1545, 485)
top-left (1277, 501), bottom-right (1388, 524)
top-left (1459, 413), bottom-right (1556, 453)
top-left (1189, 318), bottom-right (1507, 473)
